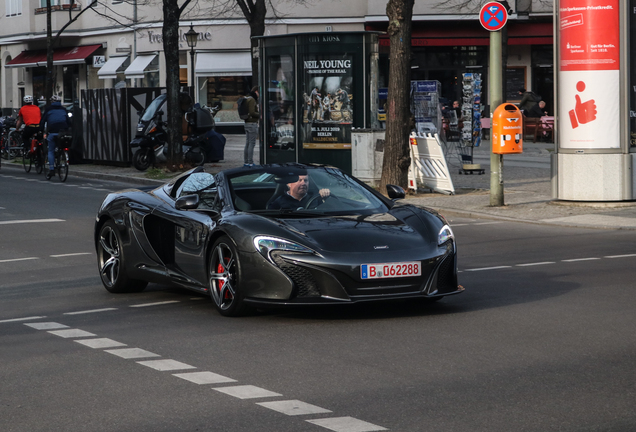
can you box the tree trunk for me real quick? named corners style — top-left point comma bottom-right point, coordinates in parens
top-left (248, 0), bottom-right (266, 87)
top-left (379, 0), bottom-right (415, 194)
top-left (162, 0), bottom-right (183, 169)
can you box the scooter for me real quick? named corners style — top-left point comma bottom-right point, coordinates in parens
top-left (131, 95), bottom-right (220, 171)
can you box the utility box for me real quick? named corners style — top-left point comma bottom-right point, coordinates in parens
top-left (351, 129), bottom-right (385, 186)
top-left (492, 103), bottom-right (523, 154)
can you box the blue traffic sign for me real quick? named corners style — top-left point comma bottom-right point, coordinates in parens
top-left (479, 2), bottom-right (508, 31)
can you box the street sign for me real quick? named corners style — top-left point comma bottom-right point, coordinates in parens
top-left (479, 2), bottom-right (508, 32)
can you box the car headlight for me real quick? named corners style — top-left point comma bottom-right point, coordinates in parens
top-left (438, 225), bottom-right (454, 246)
top-left (253, 236), bottom-right (314, 262)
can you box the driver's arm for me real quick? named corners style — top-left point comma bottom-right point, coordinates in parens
top-left (318, 188), bottom-right (330, 199)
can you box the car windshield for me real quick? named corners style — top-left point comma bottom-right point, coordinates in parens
top-left (141, 94), bottom-right (166, 122)
top-left (228, 167), bottom-right (390, 216)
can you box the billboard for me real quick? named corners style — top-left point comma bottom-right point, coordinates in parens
top-left (558, 0), bottom-right (620, 149)
top-left (301, 55), bottom-right (353, 150)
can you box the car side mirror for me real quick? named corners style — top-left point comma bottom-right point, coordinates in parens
top-left (175, 194), bottom-right (199, 210)
top-left (386, 184), bottom-right (405, 200)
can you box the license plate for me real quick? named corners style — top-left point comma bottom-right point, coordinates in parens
top-left (360, 262), bottom-right (421, 280)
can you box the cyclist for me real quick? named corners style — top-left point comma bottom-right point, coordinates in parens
top-left (41, 95), bottom-right (71, 180)
top-left (15, 95), bottom-right (41, 153)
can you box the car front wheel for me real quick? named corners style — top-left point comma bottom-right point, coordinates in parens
top-left (97, 220), bottom-right (147, 293)
top-left (209, 236), bottom-right (250, 317)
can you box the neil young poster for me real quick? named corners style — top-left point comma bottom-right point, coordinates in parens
top-left (301, 54), bottom-right (353, 149)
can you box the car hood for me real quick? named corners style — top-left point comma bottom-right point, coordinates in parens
top-left (275, 210), bottom-right (435, 253)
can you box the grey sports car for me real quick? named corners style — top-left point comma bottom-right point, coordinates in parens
top-left (95, 164), bottom-right (463, 316)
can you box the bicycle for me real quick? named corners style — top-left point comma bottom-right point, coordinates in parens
top-left (44, 132), bottom-right (70, 182)
top-left (0, 119), bottom-right (21, 161)
top-left (22, 130), bottom-right (45, 174)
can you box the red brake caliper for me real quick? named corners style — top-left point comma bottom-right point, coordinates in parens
top-left (217, 263), bottom-right (225, 291)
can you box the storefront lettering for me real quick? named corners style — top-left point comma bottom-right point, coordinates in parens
top-left (303, 60), bottom-right (351, 70)
top-left (308, 35), bottom-right (341, 43)
top-left (147, 29), bottom-right (212, 44)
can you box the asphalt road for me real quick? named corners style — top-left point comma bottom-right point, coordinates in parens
top-left (1, 169), bottom-right (636, 432)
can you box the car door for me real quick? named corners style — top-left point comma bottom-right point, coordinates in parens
top-left (151, 172), bottom-right (220, 289)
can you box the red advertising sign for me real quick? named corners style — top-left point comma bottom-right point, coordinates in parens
top-left (558, 0), bottom-right (620, 149)
top-left (559, 0), bottom-right (620, 71)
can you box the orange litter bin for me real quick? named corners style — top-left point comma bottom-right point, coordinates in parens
top-left (492, 103), bottom-right (523, 154)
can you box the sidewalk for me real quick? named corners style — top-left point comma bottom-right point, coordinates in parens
top-left (4, 135), bottom-right (636, 230)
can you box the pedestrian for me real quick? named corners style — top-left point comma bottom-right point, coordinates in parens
top-left (243, 86), bottom-right (259, 167)
top-left (518, 88), bottom-right (540, 113)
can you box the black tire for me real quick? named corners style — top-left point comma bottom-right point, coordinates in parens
top-left (57, 150), bottom-right (69, 182)
top-left (34, 147), bottom-right (44, 174)
top-left (97, 220), bottom-right (147, 293)
top-left (132, 148), bottom-right (152, 171)
top-left (185, 147), bottom-right (205, 166)
top-left (208, 236), bottom-right (250, 317)
top-left (22, 150), bottom-right (32, 172)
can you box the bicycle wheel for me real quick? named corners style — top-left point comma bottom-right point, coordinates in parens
top-left (34, 146), bottom-right (44, 174)
top-left (22, 149), bottom-right (32, 172)
top-left (7, 132), bottom-right (21, 160)
top-left (57, 150), bottom-right (69, 182)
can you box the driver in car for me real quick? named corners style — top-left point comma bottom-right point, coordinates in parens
top-left (267, 175), bottom-right (330, 210)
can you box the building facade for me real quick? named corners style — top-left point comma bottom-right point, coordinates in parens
top-left (0, 0), bottom-right (553, 123)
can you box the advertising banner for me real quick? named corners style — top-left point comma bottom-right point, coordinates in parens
top-left (301, 55), bottom-right (353, 150)
top-left (558, 0), bottom-right (620, 149)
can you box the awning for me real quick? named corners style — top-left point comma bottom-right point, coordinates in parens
top-left (124, 54), bottom-right (157, 79)
top-left (97, 56), bottom-right (128, 79)
top-left (195, 52), bottom-right (252, 77)
top-left (6, 44), bottom-right (102, 68)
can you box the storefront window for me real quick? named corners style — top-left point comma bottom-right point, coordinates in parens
top-left (63, 65), bottom-right (79, 103)
top-left (197, 76), bottom-right (251, 124)
top-left (266, 54), bottom-right (295, 151)
top-left (140, 56), bottom-right (160, 88)
top-left (32, 67), bottom-right (46, 101)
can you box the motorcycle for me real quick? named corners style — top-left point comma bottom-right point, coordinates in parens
top-left (131, 95), bottom-right (220, 171)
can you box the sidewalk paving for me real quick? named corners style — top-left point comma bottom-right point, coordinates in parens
top-left (4, 134), bottom-right (636, 230)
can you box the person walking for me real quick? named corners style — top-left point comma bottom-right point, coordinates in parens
top-left (243, 86), bottom-right (259, 167)
top-left (41, 95), bottom-right (71, 180)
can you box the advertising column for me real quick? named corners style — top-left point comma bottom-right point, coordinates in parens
top-left (558, 0), bottom-right (620, 149)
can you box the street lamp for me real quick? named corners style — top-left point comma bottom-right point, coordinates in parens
top-left (185, 23), bottom-right (199, 98)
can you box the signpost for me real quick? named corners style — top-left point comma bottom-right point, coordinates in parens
top-left (480, 1), bottom-right (508, 206)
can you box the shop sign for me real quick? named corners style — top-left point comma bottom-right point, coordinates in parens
top-left (301, 54), bottom-right (354, 150)
top-left (558, 0), bottom-right (620, 149)
top-left (147, 28), bottom-right (212, 44)
top-left (93, 55), bottom-right (106, 68)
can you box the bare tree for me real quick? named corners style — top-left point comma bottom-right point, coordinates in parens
top-left (379, 0), bottom-right (415, 193)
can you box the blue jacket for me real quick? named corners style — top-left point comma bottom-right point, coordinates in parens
top-left (42, 102), bottom-right (71, 133)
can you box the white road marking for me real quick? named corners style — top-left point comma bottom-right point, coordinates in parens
top-left (105, 348), bottom-right (160, 359)
top-left (465, 266), bottom-right (511, 271)
top-left (213, 385), bottom-right (282, 399)
top-left (51, 252), bottom-right (92, 258)
top-left (473, 221), bottom-right (503, 225)
top-left (0, 316), bottom-right (46, 323)
top-left (130, 301), bottom-right (181, 308)
top-left (605, 254), bottom-right (636, 259)
top-left (48, 329), bottom-right (96, 338)
top-left (173, 371), bottom-right (237, 385)
top-left (515, 262), bottom-right (556, 267)
top-left (306, 416), bottom-right (388, 432)
top-left (257, 400), bottom-right (332, 416)
top-left (64, 308), bottom-right (117, 315)
top-left (562, 257), bottom-right (601, 262)
top-left (0, 218), bottom-right (65, 225)
top-left (0, 257), bottom-right (39, 263)
top-left (75, 338), bottom-right (127, 349)
top-left (137, 359), bottom-right (196, 371)
top-left (24, 322), bottom-right (69, 330)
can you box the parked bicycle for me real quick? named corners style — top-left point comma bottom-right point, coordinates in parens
top-left (44, 132), bottom-right (70, 182)
top-left (22, 130), bottom-right (45, 174)
top-left (0, 117), bottom-right (21, 161)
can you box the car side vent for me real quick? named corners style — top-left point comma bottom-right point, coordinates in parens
top-left (271, 251), bottom-right (320, 298)
top-left (435, 254), bottom-right (456, 293)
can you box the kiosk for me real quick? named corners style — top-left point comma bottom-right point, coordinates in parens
top-left (257, 32), bottom-right (380, 173)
